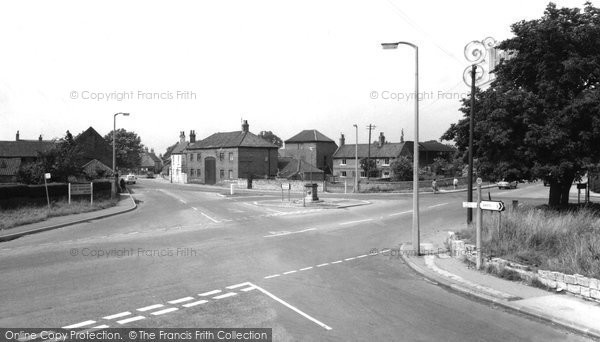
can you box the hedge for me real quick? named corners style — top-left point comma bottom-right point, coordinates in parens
top-left (0, 181), bottom-right (112, 209)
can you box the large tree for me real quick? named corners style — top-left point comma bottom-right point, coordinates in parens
top-left (442, 2), bottom-right (600, 207)
top-left (104, 129), bottom-right (144, 170)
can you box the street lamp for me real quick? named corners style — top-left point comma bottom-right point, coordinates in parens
top-left (353, 124), bottom-right (359, 193)
top-left (382, 41), bottom-right (420, 256)
top-left (112, 112), bottom-right (130, 175)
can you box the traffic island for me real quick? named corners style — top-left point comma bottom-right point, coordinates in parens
top-left (252, 198), bottom-right (371, 209)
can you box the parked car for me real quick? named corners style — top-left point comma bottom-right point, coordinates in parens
top-left (497, 179), bottom-right (517, 189)
top-left (125, 174), bottom-right (137, 184)
top-left (146, 171), bottom-right (155, 178)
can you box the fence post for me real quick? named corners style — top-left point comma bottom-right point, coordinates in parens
top-left (68, 183), bottom-right (71, 204)
top-left (90, 182), bottom-right (94, 206)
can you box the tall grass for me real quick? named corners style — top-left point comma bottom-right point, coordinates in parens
top-left (461, 205), bottom-right (600, 279)
top-left (0, 198), bottom-right (118, 230)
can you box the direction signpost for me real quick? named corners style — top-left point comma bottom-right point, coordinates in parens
top-left (44, 173), bottom-right (51, 211)
top-left (479, 200), bottom-right (505, 211)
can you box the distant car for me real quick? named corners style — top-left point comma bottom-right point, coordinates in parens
top-left (497, 180), bottom-right (517, 189)
top-left (125, 174), bottom-right (137, 184)
top-left (146, 171), bottom-right (155, 178)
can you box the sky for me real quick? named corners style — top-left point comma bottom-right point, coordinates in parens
top-left (0, 0), bottom-right (596, 156)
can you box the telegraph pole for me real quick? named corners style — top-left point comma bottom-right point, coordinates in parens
top-left (467, 65), bottom-right (476, 224)
top-left (366, 124), bottom-right (376, 179)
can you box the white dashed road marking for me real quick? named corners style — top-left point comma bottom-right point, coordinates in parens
top-left (137, 304), bottom-right (163, 312)
top-left (240, 286), bottom-right (256, 292)
top-left (299, 267), bottom-right (313, 271)
top-left (316, 263), bottom-right (329, 267)
top-left (62, 320), bottom-right (96, 329)
top-left (117, 316), bottom-right (145, 325)
top-left (200, 212), bottom-right (219, 223)
top-left (389, 210), bottom-right (412, 216)
top-left (168, 297), bottom-right (195, 304)
top-left (102, 312), bottom-right (131, 320)
top-left (151, 308), bottom-right (179, 316)
top-left (226, 282), bottom-right (250, 289)
top-left (283, 270), bottom-right (297, 275)
top-left (264, 228), bottom-right (316, 238)
top-left (339, 218), bottom-right (373, 226)
top-left (344, 257), bottom-right (356, 261)
top-left (264, 274), bottom-right (280, 279)
top-left (182, 300), bottom-right (208, 308)
top-left (213, 292), bottom-right (237, 300)
top-left (331, 260), bottom-right (343, 264)
top-left (426, 203), bottom-right (448, 209)
top-left (199, 290), bottom-right (221, 296)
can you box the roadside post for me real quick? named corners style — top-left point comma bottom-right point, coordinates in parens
top-left (281, 183), bottom-right (284, 202)
top-left (344, 180), bottom-right (347, 194)
top-left (476, 177), bottom-right (482, 270)
top-left (44, 173), bottom-right (51, 211)
top-left (230, 183), bottom-right (235, 196)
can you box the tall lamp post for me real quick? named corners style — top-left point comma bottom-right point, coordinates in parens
top-left (112, 112), bottom-right (130, 196)
top-left (382, 41), bottom-right (420, 255)
top-left (353, 124), bottom-right (359, 193)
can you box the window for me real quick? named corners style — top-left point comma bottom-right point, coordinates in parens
top-left (383, 158), bottom-right (390, 166)
top-left (219, 152), bottom-right (224, 161)
top-left (197, 152), bottom-right (201, 160)
top-left (197, 169), bottom-right (201, 177)
top-left (360, 171), bottom-right (366, 178)
top-left (220, 169), bottom-right (225, 179)
top-left (383, 171), bottom-right (390, 178)
top-left (193, 153), bottom-right (197, 161)
top-left (228, 170), bottom-right (233, 179)
top-left (341, 159), bottom-right (347, 165)
top-left (229, 152), bottom-right (234, 161)
top-left (341, 171), bottom-right (347, 177)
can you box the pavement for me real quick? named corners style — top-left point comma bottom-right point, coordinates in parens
top-left (401, 244), bottom-right (600, 340)
top-left (0, 192), bottom-right (137, 241)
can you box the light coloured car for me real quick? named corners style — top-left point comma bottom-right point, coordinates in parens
top-left (497, 180), bottom-right (517, 189)
top-left (125, 174), bottom-right (137, 184)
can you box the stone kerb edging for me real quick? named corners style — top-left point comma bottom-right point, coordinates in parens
top-left (447, 234), bottom-right (600, 303)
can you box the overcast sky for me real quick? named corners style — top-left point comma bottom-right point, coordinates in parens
top-left (0, 0), bottom-right (595, 155)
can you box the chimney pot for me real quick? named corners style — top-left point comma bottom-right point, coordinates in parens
top-left (339, 133), bottom-right (345, 146)
top-left (378, 132), bottom-right (385, 147)
top-left (16, 130), bottom-right (20, 141)
top-left (190, 130), bottom-right (196, 143)
top-left (242, 120), bottom-right (249, 133)
top-left (39, 134), bottom-right (42, 141)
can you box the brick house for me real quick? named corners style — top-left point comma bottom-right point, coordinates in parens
top-left (167, 131), bottom-right (190, 183)
top-left (279, 129), bottom-right (338, 174)
top-left (184, 121), bottom-right (278, 185)
top-left (332, 132), bottom-right (455, 180)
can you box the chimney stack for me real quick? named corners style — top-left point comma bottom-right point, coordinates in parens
top-left (190, 130), bottom-right (196, 143)
top-left (179, 131), bottom-right (186, 143)
top-left (16, 130), bottom-right (20, 141)
top-left (378, 132), bottom-right (385, 147)
top-left (151, 148), bottom-right (154, 154)
top-left (401, 129), bottom-right (404, 143)
top-left (38, 134), bottom-right (42, 141)
top-left (242, 120), bottom-right (249, 133)
top-left (339, 133), bottom-right (345, 146)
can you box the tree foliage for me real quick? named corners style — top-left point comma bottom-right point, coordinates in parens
top-left (258, 131), bottom-right (283, 147)
top-left (104, 129), bottom-right (144, 170)
top-left (442, 2), bottom-right (600, 207)
top-left (390, 156), bottom-right (413, 181)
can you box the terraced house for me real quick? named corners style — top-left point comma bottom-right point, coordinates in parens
top-left (184, 121), bottom-right (278, 185)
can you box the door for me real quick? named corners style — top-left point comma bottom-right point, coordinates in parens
top-left (205, 157), bottom-right (216, 185)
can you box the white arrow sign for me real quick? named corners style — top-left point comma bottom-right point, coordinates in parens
top-left (462, 202), bottom-right (478, 208)
top-left (480, 200), bottom-right (505, 211)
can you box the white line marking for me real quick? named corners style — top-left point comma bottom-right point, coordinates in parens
top-left (137, 304), bottom-right (163, 312)
top-left (264, 274), bottom-right (280, 279)
top-left (226, 282), bottom-right (250, 289)
top-left (316, 263), bottom-right (329, 267)
top-left (213, 292), bottom-right (237, 299)
top-left (191, 207), bottom-right (198, 211)
top-left (380, 249), bottom-right (390, 254)
top-left (167, 296), bottom-right (195, 304)
top-left (250, 283), bottom-right (332, 330)
top-left (344, 257), bottom-right (356, 261)
top-left (92, 325), bottom-right (110, 329)
top-left (200, 212), bottom-right (219, 223)
top-left (199, 290), bottom-right (221, 296)
top-left (179, 199), bottom-right (187, 204)
top-left (299, 266), bottom-right (313, 271)
top-left (240, 286), bottom-right (256, 292)
top-left (62, 320), bottom-right (96, 329)
top-left (356, 254), bottom-right (368, 258)
top-left (283, 270), bottom-right (297, 275)
top-left (102, 312), bottom-right (131, 320)
top-left (151, 308), bottom-right (178, 316)
top-left (389, 210), bottom-right (412, 216)
top-left (427, 203), bottom-right (449, 209)
top-left (182, 300), bottom-right (208, 308)
top-left (339, 218), bottom-right (373, 226)
top-left (117, 316), bottom-right (145, 324)
top-left (264, 228), bottom-right (316, 238)
top-left (331, 260), bottom-right (343, 264)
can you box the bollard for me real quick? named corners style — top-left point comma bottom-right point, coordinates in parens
top-left (230, 183), bottom-right (234, 195)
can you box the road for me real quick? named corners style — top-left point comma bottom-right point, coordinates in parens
top-left (0, 179), bottom-right (591, 341)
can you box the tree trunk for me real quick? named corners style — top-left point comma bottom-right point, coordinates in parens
top-left (548, 182), bottom-right (561, 207)
top-left (548, 177), bottom-right (574, 208)
top-left (559, 178), bottom-right (574, 206)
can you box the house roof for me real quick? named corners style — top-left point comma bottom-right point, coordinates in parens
top-left (74, 127), bottom-right (112, 167)
top-left (82, 159), bottom-right (113, 176)
top-left (333, 142), bottom-right (408, 159)
top-left (420, 140), bottom-right (456, 152)
top-left (0, 139), bottom-right (56, 158)
top-left (0, 158), bottom-right (22, 176)
top-left (171, 141), bottom-right (189, 154)
top-left (187, 131), bottom-right (278, 150)
top-left (278, 158), bottom-right (324, 178)
top-left (285, 130), bottom-right (335, 143)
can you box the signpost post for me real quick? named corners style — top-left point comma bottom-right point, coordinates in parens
top-left (476, 178), bottom-right (482, 270)
top-left (69, 183), bottom-right (94, 206)
top-left (44, 173), bottom-right (51, 211)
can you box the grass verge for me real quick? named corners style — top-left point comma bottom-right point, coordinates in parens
top-left (458, 204), bottom-right (600, 279)
top-left (0, 198), bottom-right (119, 230)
